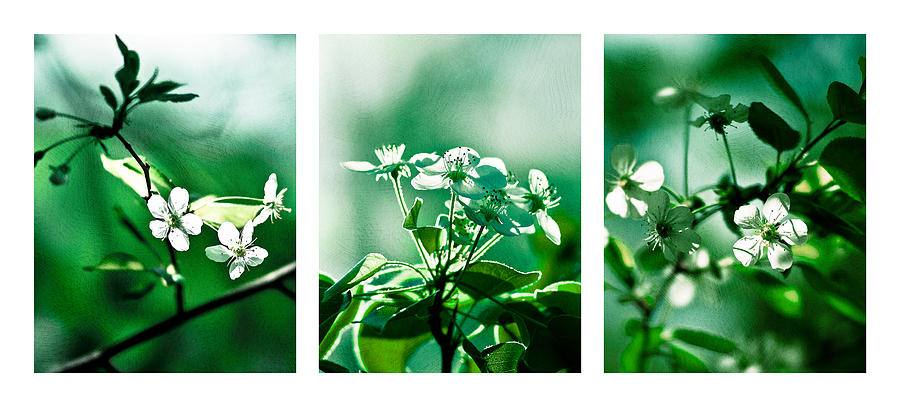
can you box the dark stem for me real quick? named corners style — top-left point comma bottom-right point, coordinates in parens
top-left (275, 281), bottom-right (296, 300)
top-left (114, 133), bottom-right (153, 201)
top-left (53, 262), bottom-right (295, 372)
top-left (166, 243), bottom-right (185, 315)
top-left (722, 133), bottom-right (738, 185)
top-left (637, 270), bottom-right (679, 372)
top-left (764, 119), bottom-right (845, 196)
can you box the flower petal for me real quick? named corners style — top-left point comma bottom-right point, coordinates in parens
top-left (411, 173), bottom-right (449, 190)
top-left (605, 186), bottom-right (629, 218)
top-left (528, 169), bottom-right (549, 195)
top-left (149, 220), bottom-right (169, 239)
top-left (147, 194), bottom-right (169, 219)
top-left (218, 221), bottom-right (240, 247)
top-left (168, 227), bottom-right (190, 252)
top-left (763, 193), bottom-right (790, 224)
top-left (767, 242), bottom-right (794, 270)
top-left (631, 161), bottom-right (664, 192)
top-left (264, 173), bottom-right (278, 202)
top-left (668, 228), bottom-right (700, 254)
top-left (506, 203), bottom-right (535, 228)
top-left (229, 262), bottom-right (246, 280)
top-left (731, 103), bottom-right (749, 123)
top-left (205, 245), bottom-right (232, 263)
top-left (491, 218), bottom-right (520, 236)
top-left (444, 147), bottom-right (480, 168)
top-left (451, 179), bottom-right (487, 200)
top-left (169, 187), bottom-right (190, 215)
top-left (537, 211), bottom-right (561, 245)
top-left (610, 144), bottom-right (637, 176)
top-left (252, 208), bottom-right (272, 226)
top-left (181, 213), bottom-right (203, 235)
top-left (409, 152), bottom-right (440, 168)
top-left (777, 218), bottom-right (809, 246)
top-left (478, 157), bottom-right (507, 176)
top-left (241, 221), bottom-right (255, 247)
top-left (626, 189), bottom-right (650, 219)
top-left (340, 161), bottom-right (378, 173)
top-left (734, 204), bottom-right (764, 229)
top-left (646, 191), bottom-right (670, 222)
top-left (733, 235), bottom-right (763, 267)
top-left (245, 246), bottom-right (268, 266)
top-left (472, 165), bottom-right (507, 190)
top-left (667, 274), bottom-right (696, 308)
top-left (666, 206), bottom-right (694, 231)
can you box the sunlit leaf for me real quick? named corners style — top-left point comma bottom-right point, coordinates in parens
top-left (413, 226), bottom-right (445, 254)
top-left (357, 303), bottom-right (432, 372)
top-left (606, 237), bottom-right (635, 288)
top-left (100, 153), bottom-right (172, 198)
top-left (534, 281), bottom-right (580, 316)
top-left (403, 198), bottom-right (423, 230)
top-left (319, 274), bottom-right (352, 342)
top-left (83, 252), bottom-right (160, 299)
top-left (482, 341), bottom-right (527, 373)
top-left (636, 245), bottom-right (667, 273)
top-left (189, 195), bottom-right (262, 229)
top-left (456, 261), bottom-right (541, 300)
top-left (322, 253), bottom-right (388, 301)
top-left (819, 137), bottom-right (865, 203)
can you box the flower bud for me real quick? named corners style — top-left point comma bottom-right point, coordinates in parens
top-left (35, 108), bottom-right (57, 121)
top-left (49, 164), bottom-right (69, 186)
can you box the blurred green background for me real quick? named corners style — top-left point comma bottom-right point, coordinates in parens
top-left (34, 35), bottom-right (296, 372)
top-left (320, 35), bottom-right (581, 370)
top-left (604, 35), bottom-right (865, 372)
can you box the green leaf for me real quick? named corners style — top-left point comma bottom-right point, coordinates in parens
top-left (534, 281), bottom-right (580, 316)
top-left (360, 294), bottom-right (434, 334)
top-left (819, 137), bottom-right (865, 203)
top-left (83, 252), bottom-right (161, 299)
top-left (754, 272), bottom-right (803, 318)
top-left (137, 80), bottom-right (184, 102)
top-left (624, 318), bottom-right (642, 336)
top-left (605, 237), bottom-right (635, 288)
top-left (796, 263), bottom-right (865, 324)
top-left (413, 226), bottom-right (445, 254)
top-left (757, 55), bottom-right (809, 120)
top-left (672, 328), bottom-right (737, 354)
top-left (827, 81), bottom-right (865, 124)
top-left (461, 338), bottom-right (487, 372)
top-left (636, 245), bottom-right (667, 273)
top-left (319, 359), bottom-right (351, 373)
top-left (323, 253), bottom-right (388, 302)
top-left (823, 294), bottom-right (866, 324)
top-left (670, 344), bottom-right (709, 372)
top-left (319, 274), bottom-right (353, 342)
top-left (748, 102), bottom-right (800, 152)
top-left (858, 56), bottom-right (866, 98)
top-left (403, 197), bottom-right (423, 230)
top-left (456, 261), bottom-right (541, 300)
top-left (155, 93), bottom-right (199, 103)
top-left (482, 341), bottom-right (527, 373)
top-left (99, 85), bottom-right (117, 110)
top-left (100, 153), bottom-right (172, 198)
top-left (115, 35), bottom-right (129, 57)
top-left (357, 303), bottom-right (432, 372)
top-left (115, 50), bottom-right (140, 97)
top-left (621, 329), bottom-right (645, 372)
top-left (189, 195), bottom-right (262, 229)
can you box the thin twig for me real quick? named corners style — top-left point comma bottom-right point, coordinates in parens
top-left (53, 262), bottom-right (295, 372)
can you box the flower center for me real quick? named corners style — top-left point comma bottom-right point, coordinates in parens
top-left (761, 224), bottom-right (779, 241)
top-left (655, 222), bottom-right (672, 239)
top-left (707, 112), bottom-right (730, 135)
top-left (479, 188), bottom-right (509, 221)
top-left (233, 246), bottom-right (247, 258)
top-left (166, 213), bottom-right (181, 228)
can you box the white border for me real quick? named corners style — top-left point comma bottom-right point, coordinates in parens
top-left (3, 1), bottom-right (897, 406)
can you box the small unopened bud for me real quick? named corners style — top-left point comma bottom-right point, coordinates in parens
top-left (35, 108), bottom-right (57, 121)
top-left (49, 164), bottom-right (70, 186)
top-left (35, 150), bottom-right (47, 166)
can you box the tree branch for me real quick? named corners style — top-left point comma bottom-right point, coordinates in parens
top-left (53, 261), bottom-right (296, 372)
